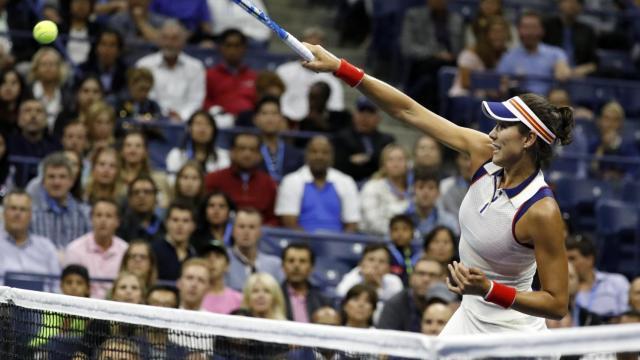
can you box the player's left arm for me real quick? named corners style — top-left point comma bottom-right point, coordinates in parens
top-left (511, 198), bottom-right (569, 320)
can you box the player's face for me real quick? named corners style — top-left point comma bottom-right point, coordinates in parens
top-left (488, 122), bottom-right (529, 168)
top-left (421, 303), bottom-right (454, 335)
top-left (390, 221), bottom-right (414, 248)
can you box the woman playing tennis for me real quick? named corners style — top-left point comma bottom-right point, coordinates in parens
top-left (302, 44), bottom-right (571, 334)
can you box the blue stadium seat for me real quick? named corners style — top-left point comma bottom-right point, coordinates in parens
top-left (597, 49), bottom-right (637, 78)
top-left (595, 200), bottom-right (640, 279)
top-left (553, 176), bottom-right (614, 232)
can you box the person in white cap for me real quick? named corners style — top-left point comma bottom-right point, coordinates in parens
top-left (301, 43), bottom-right (575, 335)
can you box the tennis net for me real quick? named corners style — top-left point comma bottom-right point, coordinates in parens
top-left (2, 286), bottom-right (640, 360)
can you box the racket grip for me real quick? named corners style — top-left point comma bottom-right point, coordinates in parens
top-left (284, 33), bottom-right (314, 61)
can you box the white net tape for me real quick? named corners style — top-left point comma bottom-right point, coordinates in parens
top-left (2, 286), bottom-right (640, 359)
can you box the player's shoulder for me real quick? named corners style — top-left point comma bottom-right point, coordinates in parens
top-left (522, 196), bottom-right (561, 225)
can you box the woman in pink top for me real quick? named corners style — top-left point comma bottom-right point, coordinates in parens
top-left (199, 240), bottom-right (242, 314)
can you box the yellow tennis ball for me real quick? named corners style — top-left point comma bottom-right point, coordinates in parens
top-left (33, 20), bottom-right (58, 44)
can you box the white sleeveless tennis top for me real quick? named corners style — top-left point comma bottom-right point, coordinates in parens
top-left (457, 161), bottom-right (554, 327)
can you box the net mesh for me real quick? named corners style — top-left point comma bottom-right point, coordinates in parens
top-left (2, 286), bottom-right (640, 360)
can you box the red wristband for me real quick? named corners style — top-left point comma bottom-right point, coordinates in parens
top-left (484, 281), bottom-right (517, 309)
top-left (334, 59), bottom-right (365, 87)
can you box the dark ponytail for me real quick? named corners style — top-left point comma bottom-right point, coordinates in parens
top-left (516, 93), bottom-right (575, 169)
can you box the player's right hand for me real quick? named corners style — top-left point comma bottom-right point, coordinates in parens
top-left (301, 43), bottom-right (341, 73)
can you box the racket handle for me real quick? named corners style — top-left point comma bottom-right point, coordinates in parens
top-left (284, 33), bottom-right (314, 61)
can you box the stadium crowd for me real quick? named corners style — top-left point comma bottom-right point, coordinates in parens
top-left (0, 0), bottom-right (640, 358)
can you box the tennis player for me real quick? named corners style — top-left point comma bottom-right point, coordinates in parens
top-left (302, 45), bottom-right (571, 334)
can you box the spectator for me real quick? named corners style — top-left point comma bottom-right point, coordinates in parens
top-left (205, 133), bottom-right (278, 225)
top-left (8, 99), bottom-right (62, 187)
top-left (207, 0), bottom-right (271, 44)
top-left (547, 87), bottom-right (593, 120)
top-left (61, 121), bottom-right (89, 158)
top-left (96, 338), bottom-right (141, 360)
top-left (152, 202), bottom-right (198, 281)
top-left (298, 81), bottom-right (351, 134)
top-left (589, 101), bottom-right (639, 180)
top-left (53, 75), bottom-right (104, 138)
top-left (193, 191), bottom-right (235, 250)
top-left (333, 97), bottom-right (395, 183)
top-left (378, 257), bottom-right (445, 332)
top-left (136, 20), bottom-right (205, 121)
top-left (173, 161), bottom-right (205, 210)
top-left (312, 306), bottom-right (342, 326)
top-left (567, 235), bottom-right (630, 320)
top-left (27, 48), bottom-right (71, 132)
top-left (360, 144), bottom-right (412, 235)
top-left (0, 1), bottom-right (40, 64)
top-left (341, 284), bottom-right (378, 328)
top-left (120, 130), bottom-right (171, 208)
top-left (77, 29), bottom-right (127, 97)
top-left (203, 29), bottom-right (257, 116)
top-left (0, 133), bottom-right (12, 203)
top-left (449, 16), bottom-right (510, 97)
top-left (337, 244), bottom-right (403, 310)
top-left (401, 0), bottom-right (464, 110)
top-left (412, 135), bottom-right (443, 172)
top-left (149, 0), bottom-right (212, 35)
top-left (226, 208), bottom-right (283, 290)
top-left (84, 147), bottom-right (126, 205)
top-left (146, 284), bottom-right (179, 308)
top-left (420, 288), bottom-right (456, 335)
top-left (235, 71), bottom-right (287, 127)
top-left (387, 215), bottom-right (419, 286)
top-left (26, 150), bottom-right (84, 203)
top-left (240, 272), bottom-right (287, 320)
top-left (86, 101), bottom-right (116, 153)
top-left (177, 258), bottom-right (211, 310)
top-left (254, 96), bottom-right (303, 183)
top-left (423, 226), bottom-right (458, 268)
top-left (463, 0), bottom-right (518, 48)
top-left (114, 67), bottom-right (162, 123)
top-left (439, 152), bottom-right (472, 220)
top-left (543, 0), bottom-right (598, 77)
top-left (200, 240), bottom-right (242, 314)
top-left (0, 190), bottom-right (60, 282)
top-left (406, 167), bottom-right (459, 239)
top-left (60, 0), bottom-right (102, 65)
top-left (276, 136), bottom-right (360, 233)
top-left (0, 68), bottom-right (32, 136)
top-left (119, 239), bottom-right (158, 290)
top-left (280, 243), bottom-right (330, 322)
top-left (64, 199), bottom-right (127, 299)
top-left (630, 277), bottom-right (640, 312)
top-left (166, 110), bottom-right (229, 184)
top-left (30, 152), bottom-right (90, 252)
top-left (108, 0), bottom-right (166, 49)
top-left (277, 27), bottom-right (345, 122)
top-left (60, 264), bottom-right (91, 297)
top-left (497, 10), bottom-right (572, 95)
top-left (117, 175), bottom-right (165, 243)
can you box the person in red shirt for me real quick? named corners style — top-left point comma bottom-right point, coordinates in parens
top-left (203, 29), bottom-right (257, 115)
top-left (205, 133), bottom-right (278, 225)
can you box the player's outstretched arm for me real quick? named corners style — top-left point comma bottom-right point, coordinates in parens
top-left (302, 43), bottom-right (494, 168)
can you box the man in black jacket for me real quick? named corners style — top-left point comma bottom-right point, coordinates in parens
top-left (280, 243), bottom-right (331, 322)
top-left (333, 97), bottom-right (395, 183)
top-left (543, 0), bottom-right (598, 77)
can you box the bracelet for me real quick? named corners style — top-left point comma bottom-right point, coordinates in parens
top-left (484, 281), bottom-right (517, 309)
top-left (333, 59), bottom-right (365, 87)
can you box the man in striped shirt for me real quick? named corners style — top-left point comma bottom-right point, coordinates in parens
top-left (29, 152), bottom-right (90, 261)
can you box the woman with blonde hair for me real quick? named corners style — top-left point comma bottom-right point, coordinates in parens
top-left (85, 100), bottom-right (116, 153)
top-left (240, 273), bottom-right (286, 320)
top-left (119, 239), bottom-right (158, 290)
top-left (83, 146), bottom-right (126, 205)
top-left (359, 143), bottom-right (412, 235)
top-left (28, 47), bottom-right (70, 131)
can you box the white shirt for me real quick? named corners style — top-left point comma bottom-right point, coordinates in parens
top-left (67, 27), bottom-right (91, 65)
top-left (165, 147), bottom-right (230, 184)
top-left (276, 61), bottom-right (345, 121)
top-left (32, 81), bottom-right (62, 132)
top-left (359, 177), bottom-right (411, 235)
top-left (136, 52), bottom-right (206, 121)
top-left (207, 0), bottom-right (271, 42)
top-left (275, 165), bottom-right (361, 223)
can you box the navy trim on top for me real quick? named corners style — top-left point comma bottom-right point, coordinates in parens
top-left (511, 186), bottom-right (554, 249)
top-left (470, 159), bottom-right (491, 185)
top-left (503, 170), bottom-right (539, 198)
